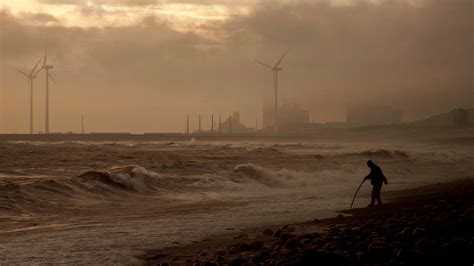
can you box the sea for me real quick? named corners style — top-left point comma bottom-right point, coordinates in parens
top-left (1, 134), bottom-right (473, 263)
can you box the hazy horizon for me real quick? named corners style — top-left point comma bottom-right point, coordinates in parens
top-left (1, 0), bottom-right (472, 133)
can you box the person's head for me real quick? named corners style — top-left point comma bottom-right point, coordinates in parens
top-left (367, 160), bottom-right (375, 168)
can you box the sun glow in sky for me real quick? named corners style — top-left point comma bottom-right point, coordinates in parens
top-left (1, 0), bottom-right (253, 28)
top-left (1, 0), bottom-right (388, 29)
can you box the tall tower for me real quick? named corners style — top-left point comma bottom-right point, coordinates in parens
top-left (211, 115), bottom-right (214, 132)
top-left (186, 115), bottom-right (189, 134)
top-left (218, 115), bottom-right (222, 133)
top-left (44, 64), bottom-right (53, 134)
top-left (81, 115), bottom-right (84, 134)
top-left (228, 115), bottom-right (232, 134)
top-left (198, 115), bottom-right (201, 133)
top-left (29, 79), bottom-right (33, 134)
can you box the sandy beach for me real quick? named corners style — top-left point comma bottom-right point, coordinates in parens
top-left (140, 179), bottom-right (474, 265)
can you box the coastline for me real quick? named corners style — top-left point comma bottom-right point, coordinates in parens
top-left (139, 178), bottom-right (474, 265)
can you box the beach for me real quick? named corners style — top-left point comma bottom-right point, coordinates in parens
top-left (140, 179), bottom-right (474, 265)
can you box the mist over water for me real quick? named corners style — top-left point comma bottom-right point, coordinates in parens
top-left (1, 137), bottom-right (473, 263)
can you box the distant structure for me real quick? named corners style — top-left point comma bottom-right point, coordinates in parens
top-left (186, 115), bottom-right (190, 134)
top-left (81, 115), bottom-right (85, 134)
top-left (412, 108), bottom-right (473, 127)
top-left (262, 102), bottom-right (310, 135)
top-left (218, 115), bottom-right (222, 133)
top-left (346, 106), bottom-right (402, 127)
top-left (219, 112), bottom-right (254, 134)
top-left (198, 115), bottom-right (201, 133)
top-left (39, 50), bottom-right (56, 134)
top-left (453, 108), bottom-right (469, 127)
top-left (211, 115), bottom-right (214, 132)
top-left (256, 49), bottom-right (289, 135)
top-left (16, 59), bottom-right (42, 134)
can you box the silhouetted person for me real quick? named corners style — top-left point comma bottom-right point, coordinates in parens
top-left (364, 160), bottom-right (388, 206)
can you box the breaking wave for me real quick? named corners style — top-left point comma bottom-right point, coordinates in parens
top-left (0, 166), bottom-right (169, 214)
top-left (341, 149), bottom-right (410, 159)
top-left (231, 163), bottom-right (361, 188)
top-left (0, 163), bottom-right (364, 214)
top-left (73, 166), bottom-right (168, 193)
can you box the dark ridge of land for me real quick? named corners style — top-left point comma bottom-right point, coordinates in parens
top-left (139, 179), bottom-right (474, 265)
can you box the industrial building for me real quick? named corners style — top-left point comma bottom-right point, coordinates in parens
top-left (262, 103), bottom-right (310, 135)
top-left (218, 112), bottom-right (255, 134)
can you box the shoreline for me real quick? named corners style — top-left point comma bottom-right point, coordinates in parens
top-left (139, 178), bottom-right (474, 265)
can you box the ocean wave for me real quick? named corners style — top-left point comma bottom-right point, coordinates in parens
top-left (0, 163), bottom-right (365, 214)
top-left (0, 166), bottom-right (168, 214)
top-left (341, 149), bottom-right (410, 159)
top-left (73, 166), bottom-right (166, 192)
top-left (247, 147), bottom-right (282, 154)
top-left (231, 163), bottom-right (360, 188)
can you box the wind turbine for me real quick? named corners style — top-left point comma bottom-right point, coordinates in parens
top-left (256, 49), bottom-right (288, 135)
top-left (16, 59), bottom-right (42, 134)
top-left (39, 49), bottom-right (56, 134)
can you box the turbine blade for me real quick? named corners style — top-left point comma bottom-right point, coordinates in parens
top-left (274, 49), bottom-right (289, 67)
top-left (255, 60), bottom-right (273, 69)
top-left (48, 73), bottom-right (56, 84)
top-left (30, 59), bottom-right (41, 76)
top-left (34, 66), bottom-right (44, 76)
top-left (16, 69), bottom-right (29, 78)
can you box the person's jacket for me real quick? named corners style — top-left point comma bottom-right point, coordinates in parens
top-left (365, 165), bottom-right (388, 186)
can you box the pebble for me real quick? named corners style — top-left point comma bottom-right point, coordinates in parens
top-left (262, 228), bottom-right (273, 236)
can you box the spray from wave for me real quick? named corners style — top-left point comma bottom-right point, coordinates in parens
top-left (231, 163), bottom-right (362, 188)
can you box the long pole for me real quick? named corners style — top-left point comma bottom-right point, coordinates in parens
top-left (198, 115), bottom-right (201, 133)
top-left (211, 115), bottom-right (214, 132)
top-left (273, 70), bottom-right (279, 136)
top-left (45, 68), bottom-right (50, 134)
top-left (29, 78), bottom-right (33, 134)
top-left (350, 179), bottom-right (366, 209)
top-left (186, 115), bottom-right (189, 134)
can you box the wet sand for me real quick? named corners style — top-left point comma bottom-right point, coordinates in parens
top-left (140, 179), bottom-right (474, 265)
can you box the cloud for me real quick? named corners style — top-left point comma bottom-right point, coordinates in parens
top-left (20, 12), bottom-right (60, 23)
top-left (38, 0), bottom-right (159, 6)
top-left (1, 0), bottom-right (472, 133)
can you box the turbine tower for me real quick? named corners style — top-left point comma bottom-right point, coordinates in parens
top-left (256, 49), bottom-right (288, 135)
top-left (40, 50), bottom-right (56, 134)
top-left (17, 59), bottom-right (42, 134)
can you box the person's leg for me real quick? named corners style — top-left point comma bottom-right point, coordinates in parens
top-left (369, 185), bottom-right (376, 206)
top-left (375, 184), bottom-right (382, 205)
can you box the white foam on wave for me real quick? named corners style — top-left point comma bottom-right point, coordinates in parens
top-left (231, 163), bottom-right (364, 188)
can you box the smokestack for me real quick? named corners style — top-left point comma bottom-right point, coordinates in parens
top-left (218, 115), bottom-right (222, 133)
top-left (211, 115), bottom-right (214, 132)
top-left (228, 114), bottom-right (232, 134)
top-left (81, 115), bottom-right (84, 134)
top-left (186, 115), bottom-right (189, 134)
top-left (198, 115), bottom-right (201, 133)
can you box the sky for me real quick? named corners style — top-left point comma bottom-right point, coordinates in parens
top-left (0, 0), bottom-right (472, 133)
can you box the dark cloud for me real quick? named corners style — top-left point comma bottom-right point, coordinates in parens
top-left (1, 0), bottom-right (472, 133)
